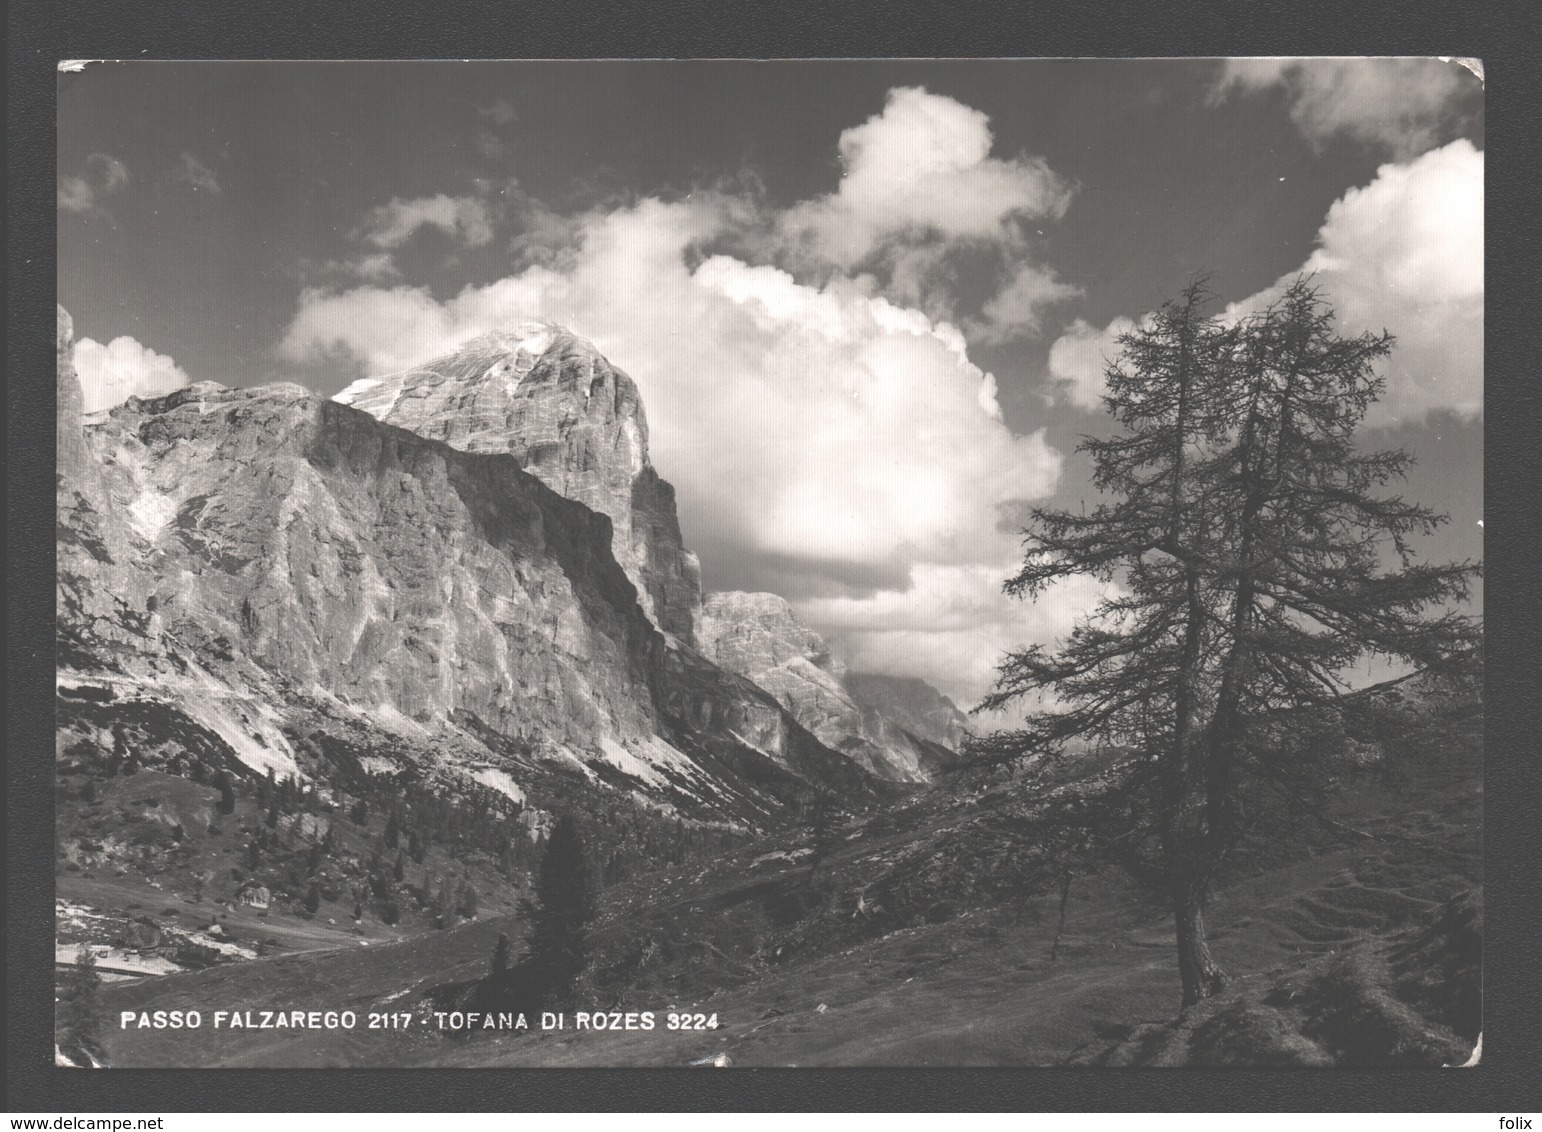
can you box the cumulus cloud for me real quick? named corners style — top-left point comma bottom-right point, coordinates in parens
top-left (73, 335), bottom-right (190, 413)
top-left (359, 194), bottom-right (495, 248)
top-left (1046, 314), bottom-right (1140, 411)
top-left (175, 152), bottom-right (221, 193)
top-left (58, 153), bottom-right (129, 213)
top-left (779, 86), bottom-right (1071, 266)
top-left (773, 86), bottom-right (1076, 343)
top-left (1229, 138), bottom-right (1483, 426)
top-left (1211, 57), bottom-right (1478, 159)
top-left (1046, 139), bottom-right (1482, 427)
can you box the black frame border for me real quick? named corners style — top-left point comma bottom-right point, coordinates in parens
top-left (8, 0), bottom-right (1541, 1113)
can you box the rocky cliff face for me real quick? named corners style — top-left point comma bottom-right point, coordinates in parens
top-left (55, 310), bottom-right (874, 829)
top-left (698, 591), bottom-right (968, 782)
top-left (334, 325), bottom-right (702, 642)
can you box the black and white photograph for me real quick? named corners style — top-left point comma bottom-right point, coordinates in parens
top-left (52, 58), bottom-right (1485, 1070)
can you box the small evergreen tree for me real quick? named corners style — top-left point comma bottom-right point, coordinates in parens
top-left (393, 851), bottom-right (405, 883)
top-left (521, 814), bottom-right (597, 1006)
top-left (304, 882), bottom-right (321, 914)
top-left (491, 931), bottom-right (512, 976)
top-left (216, 772), bottom-right (236, 816)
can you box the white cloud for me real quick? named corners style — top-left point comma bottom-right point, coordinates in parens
top-left (73, 335), bottom-right (190, 413)
top-left (971, 262), bottom-right (1083, 345)
top-left (779, 86), bottom-right (1071, 266)
top-left (804, 566), bottom-right (1113, 711)
top-left (1046, 314), bottom-right (1139, 411)
top-left (1228, 138), bottom-right (1483, 426)
top-left (175, 152), bottom-right (221, 193)
top-left (57, 153), bottom-right (129, 213)
top-left (359, 194), bottom-right (495, 248)
top-left (349, 253), bottom-right (401, 283)
top-left (1212, 57), bottom-right (1477, 159)
top-left (772, 86), bottom-right (1074, 344)
top-left (1046, 139), bottom-right (1482, 427)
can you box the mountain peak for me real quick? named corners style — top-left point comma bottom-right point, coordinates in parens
top-left (332, 322), bottom-right (702, 641)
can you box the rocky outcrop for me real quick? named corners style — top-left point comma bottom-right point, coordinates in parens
top-left (698, 591), bottom-right (966, 782)
top-left (57, 306), bottom-right (160, 672)
top-left (56, 311), bottom-right (876, 827)
top-left (335, 325), bottom-right (702, 642)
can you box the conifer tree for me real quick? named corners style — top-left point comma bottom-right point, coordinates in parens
top-left (521, 814), bottom-right (597, 1006)
top-left (978, 278), bottom-right (1481, 1009)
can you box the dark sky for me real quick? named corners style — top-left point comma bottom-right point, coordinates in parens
top-left (57, 59), bottom-right (1484, 702)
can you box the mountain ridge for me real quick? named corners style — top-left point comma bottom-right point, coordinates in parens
top-left (56, 307), bottom-right (880, 833)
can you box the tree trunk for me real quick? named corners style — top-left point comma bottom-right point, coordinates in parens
top-left (1174, 883), bottom-right (1226, 1009)
top-left (1050, 870), bottom-right (1072, 962)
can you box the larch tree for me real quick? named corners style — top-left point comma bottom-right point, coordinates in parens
top-left (975, 278), bottom-right (1480, 1009)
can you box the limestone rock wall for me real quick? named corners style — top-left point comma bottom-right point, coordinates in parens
top-left (335, 325), bottom-right (702, 642)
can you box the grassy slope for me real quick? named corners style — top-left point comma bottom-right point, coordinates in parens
top-left (91, 682), bottom-right (1481, 1068)
top-left (55, 766), bottom-right (524, 966)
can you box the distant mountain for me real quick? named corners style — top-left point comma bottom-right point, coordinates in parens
top-left (698, 592), bottom-right (970, 782)
top-left (842, 672), bottom-right (971, 775)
